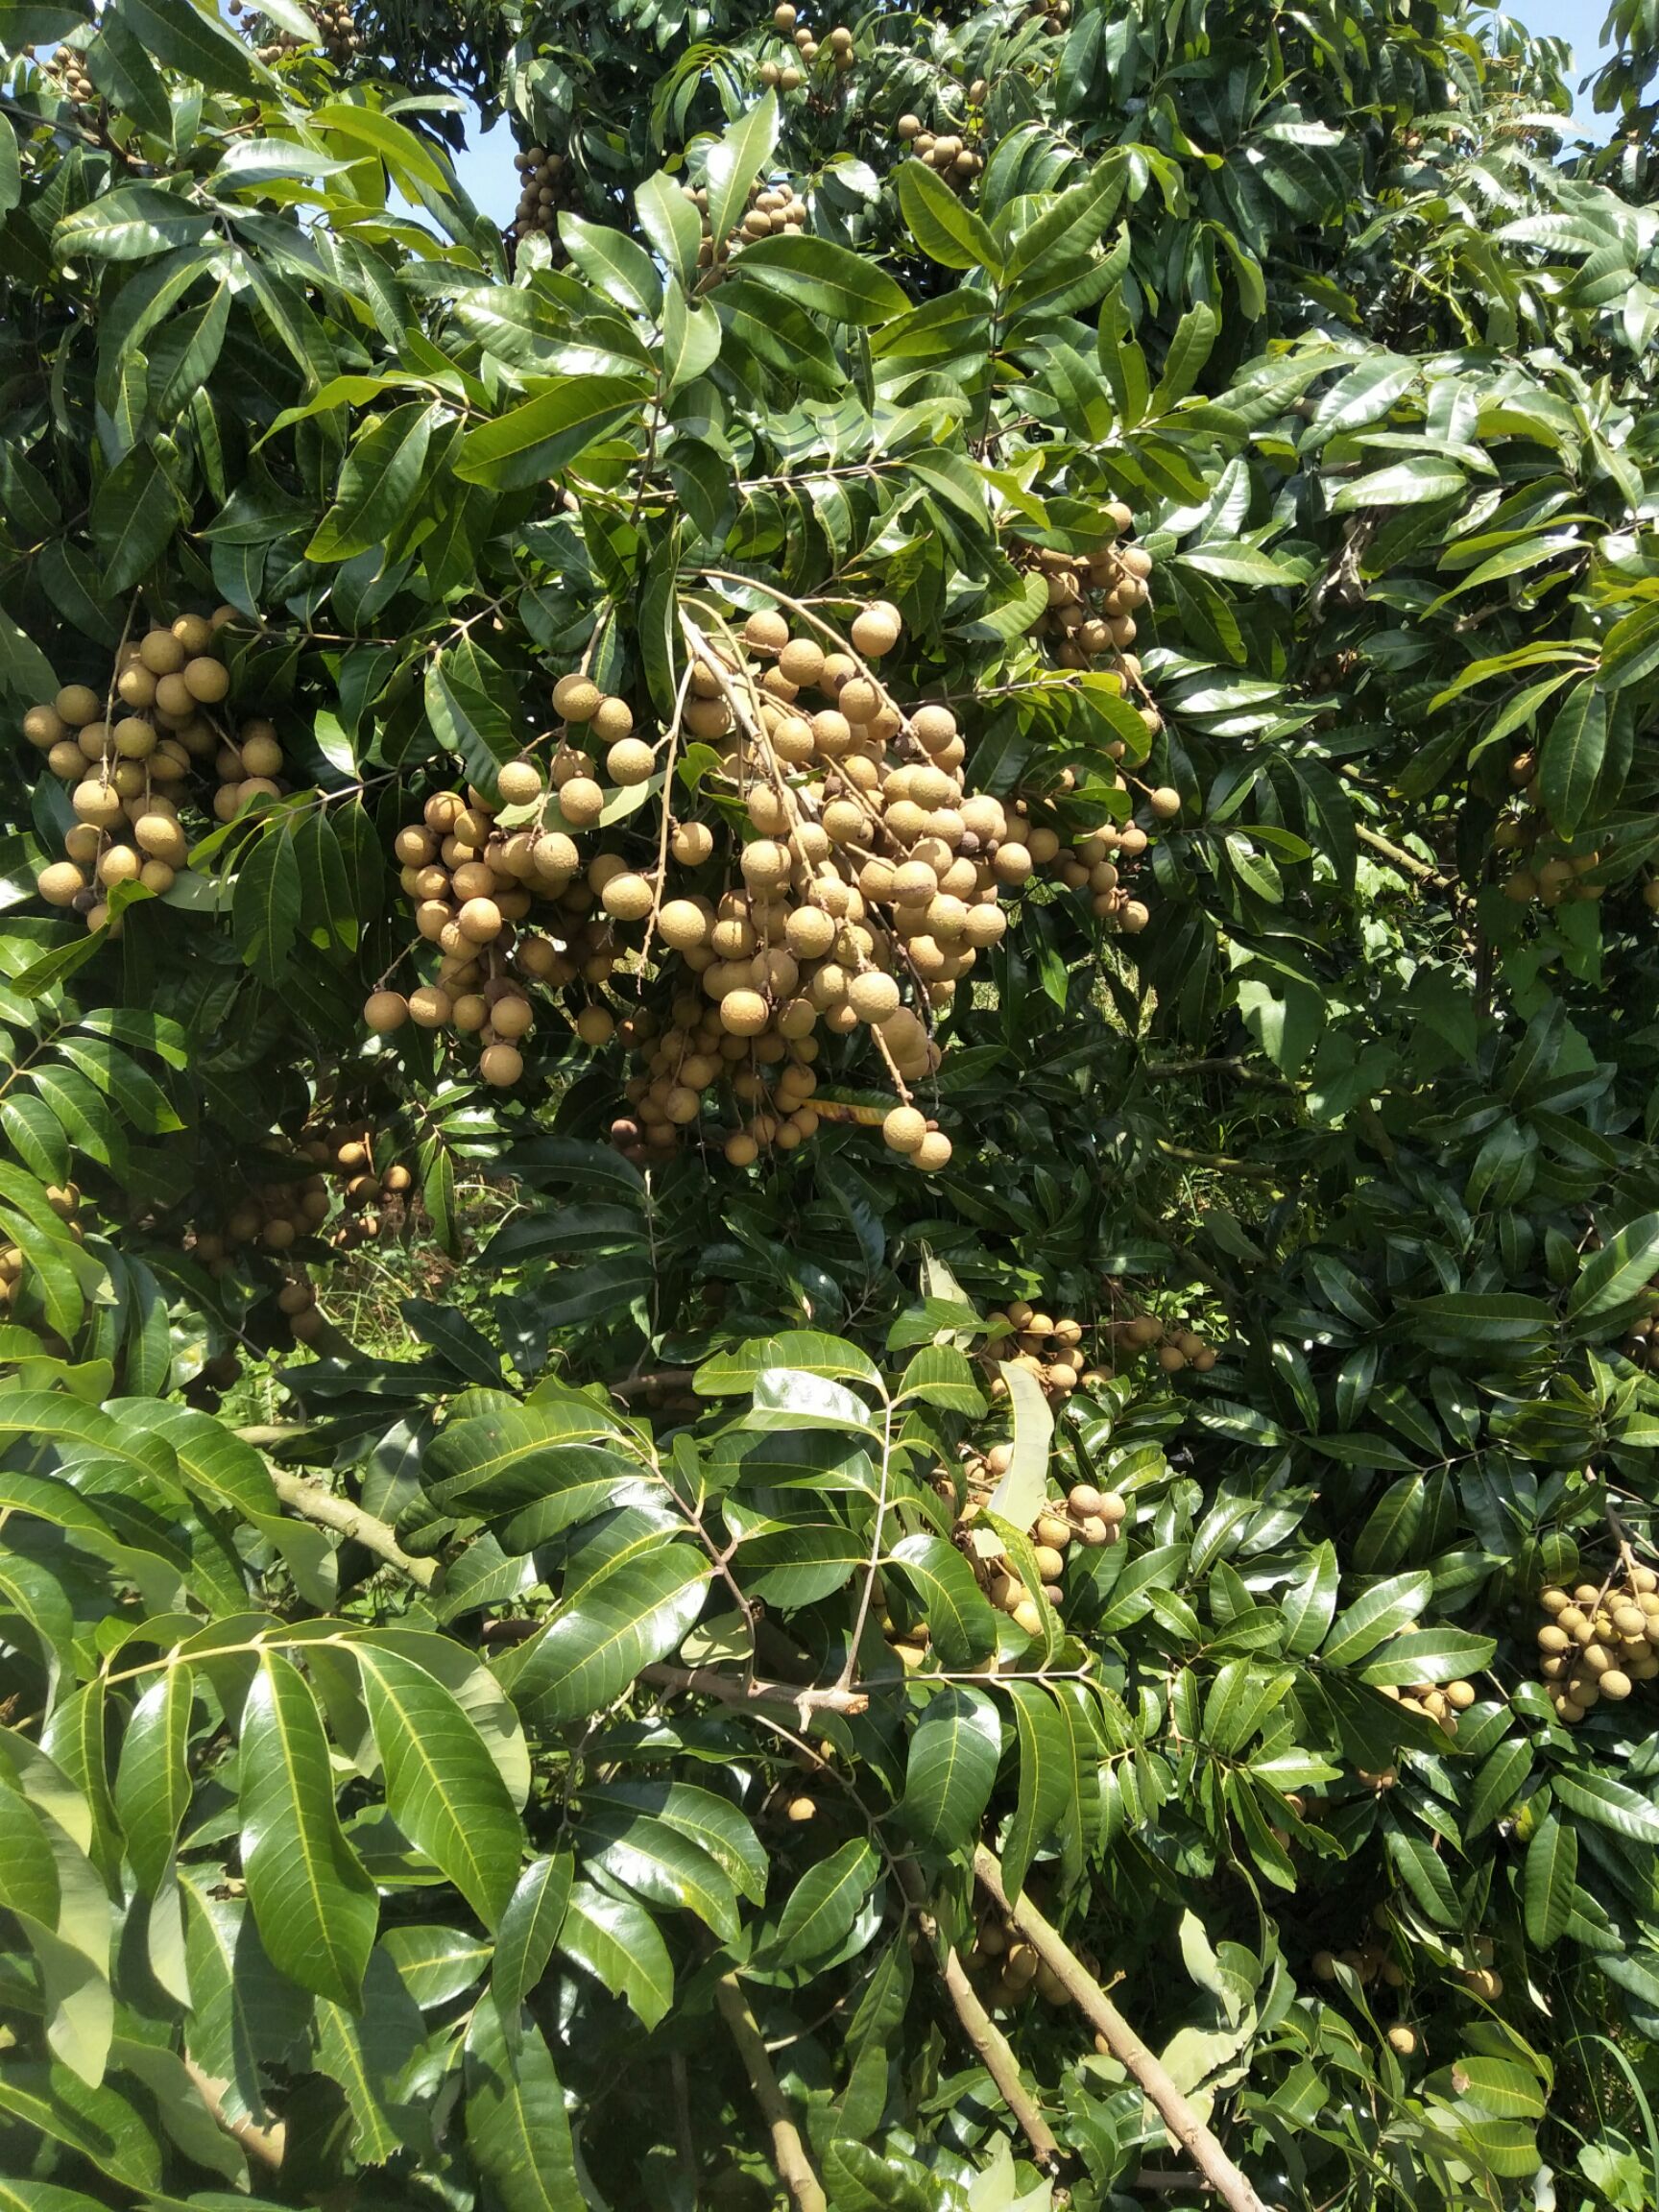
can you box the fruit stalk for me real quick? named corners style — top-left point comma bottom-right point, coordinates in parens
top-left (973, 1847), bottom-right (1273, 2212)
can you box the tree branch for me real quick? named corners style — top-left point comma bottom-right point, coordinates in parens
top-left (713, 1972), bottom-right (829, 2212)
top-left (1357, 823), bottom-right (1454, 889)
top-left (266, 1470), bottom-right (436, 1589)
top-left (895, 1861), bottom-right (1063, 2172)
top-left (180, 2055), bottom-right (287, 2173)
top-left (974, 1847), bottom-right (1271, 2212)
top-left (642, 1660), bottom-right (868, 1719)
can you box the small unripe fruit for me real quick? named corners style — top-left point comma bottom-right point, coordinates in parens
top-left (1386, 2025), bottom-right (1416, 2056)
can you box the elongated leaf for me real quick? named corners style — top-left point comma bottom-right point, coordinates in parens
top-left (896, 1686), bottom-right (1000, 1851)
top-left (637, 167), bottom-right (703, 292)
top-left (558, 1881), bottom-right (674, 2027)
top-left (231, 827), bottom-right (301, 987)
top-left (895, 1344), bottom-right (984, 1413)
top-left (493, 1546), bottom-right (709, 1723)
top-left (1551, 1767), bottom-right (1659, 1845)
top-left (113, 1666), bottom-right (192, 1892)
top-left (239, 1650), bottom-right (377, 2008)
top-left (492, 1852), bottom-right (574, 2025)
top-left (705, 93), bottom-right (780, 261)
top-left (352, 1642), bottom-right (522, 1929)
top-left (306, 402), bottom-right (435, 563)
top-left (1523, 1811), bottom-right (1575, 1947)
top-left (580, 1805), bottom-right (740, 1940)
top-left (737, 233), bottom-right (907, 325)
top-left (1001, 1679), bottom-right (1075, 1904)
top-left (1538, 680), bottom-right (1607, 836)
top-left (897, 159), bottom-right (1002, 273)
top-left (885, 1532), bottom-right (998, 1670)
top-left (464, 1993), bottom-right (578, 2212)
top-left (985, 1359), bottom-right (1051, 1531)
top-left (1566, 1214), bottom-right (1659, 1334)
top-left (766, 1839), bottom-right (878, 1968)
top-left (455, 377), bottom-right (647, 492)
top-left (1320, 1573), bottom-right (1431, 1668)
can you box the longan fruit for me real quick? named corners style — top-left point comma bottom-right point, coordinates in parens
top-left (608, 737), bottom-right (656, 785)
top-left (559, 777), bottom-right (605, 827)
top-left (137, 630), bottom-right (185, 676)
top-left (882, 1104), bottom-right (927, 1155)
top-left (496, 759), bottom-right (543, 805)
top-left (36, 861), bottom-right (85, 906)
top-left (365, 990), bottom-right (409, 1032)
top-left (1386, 2025), bottom-right (1416, 2056)
top-left (743, 609), bottom-right (790, 653)
top-left (172, 612), bottom-right (213, 656)
top-left (575, 1005), bottom-right (615, 1047)
top-left (56, 684), bottom-right (102, 726)
top-left (24, 703), bottom-right (65, 748)
top-left (480, 1043), bottom-right (523, 1086)
top-left (553, 673), bottom-right (601, 722)
top-left (912, 1130), bottom-right (952, 1172)
top-left (671, 820), bottom-right (714, 866)
top-left (277, 1278), bottom-right (317, 1315)
top-left (408, 986), bottom-right (453, 1027)
top-left (602, 873), bottom-right (655, 921)
top-left (725, 1132), bottom-right (760, 1166)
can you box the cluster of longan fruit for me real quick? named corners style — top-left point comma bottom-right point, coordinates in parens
top-left (966, 1911), bottom-right (1073, 2012)
top-left (1026, 0), bottom-right (1072, 31)
top-left (363, 594), bottom-right (1117, 1168)
top-left (39, 43), bottom-right (96, 115)
top-left (681, 175), bottom-right (808, 273)
top-left (980, 1301), bottom-right (1109, 1403)
top-left (960, 1457), bottom-right (1126, 1628)
top-left (1104, 1306), bottom-right (1220, 1375)
top-left (1375, 1654), bottom-right (1478, 1737)
top-left (511, 144), bottom-right (576, 242)
top-left (758, 3), bottom-right (855, 87)
top-left (26, 614), bottom-right (284, 930)
top-left (1495, 753), bottom-right (1609, 908)
top-left (896, 110), bottom-right (983, 184)
top-left (232, 0), bottom-right (362, 65)
top-left (0, 1183), bottom-right (80, 1315)
top-left (1022, 519), bottom-right (1157, 685)
top-left (1536, 1567), bottom-right (1659, 1722)
top-left (1622, 1302), bottom-right (1659, 1366)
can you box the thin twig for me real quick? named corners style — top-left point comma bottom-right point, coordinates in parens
top-left (713, 1973), bottom-right (829, 2212)
top-left (974, 1847), bottom-right (1272, 2212)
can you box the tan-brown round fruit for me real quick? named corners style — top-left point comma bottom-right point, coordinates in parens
top-left (1386, 2024), bottom-right (1416, 2056)
top-left (496, 759), bottom-right (543, 805)
top-left (480, 1044), bottom-right (524, 1087)
top-left (912, 1130), bottom-right (952, 1172)
top-left (183, 657), bottom-right (228, 704)
top-left (608, 737), bottom-right (656, 785)
top-left (138, 630), bottom-right (185, 676)
top-left (36, 861), bottom-right (85, 906)
top-left (882, 1105), bottom-right (927, 1155)
top-left (409, 986), bottom-right (453, 1027)
top-left (576, 1005), bottom-right (615, 1047)
top-left (554, 673), bottom-right (601, 722)
top-left (56, 684), bottom-right (103, 727)
top-left (365, 990), bottom-right (409, 1033)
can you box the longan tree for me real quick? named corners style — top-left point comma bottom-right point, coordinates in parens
top-left (2, 1), bottom-right (1659, 2208)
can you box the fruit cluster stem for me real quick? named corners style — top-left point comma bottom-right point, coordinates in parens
top-left (973, 1846), bottom-right (1274, 2212)
top-left (712, 1971), bottom-right (829, 2212)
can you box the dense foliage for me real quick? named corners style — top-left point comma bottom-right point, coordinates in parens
top-left (3, 0), bottom-right (1659, 2207)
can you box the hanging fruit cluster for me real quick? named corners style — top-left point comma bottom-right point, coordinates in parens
top-left (363, 589), bottom-right (1153, 1169)
top-left (1535, 1568), bottom-right (1659, 1723)
top-left (1103, 1299), bottom-right (1221, 1374)
top-left (1022, 519), bottom-right (1156, 680)
top-left (959, 1453), bottom-right (1126, 1629)
top-left (1026, 0), bottom-right (1072, 30)
top-left (1494, 749), bottom-right (1609, 908)
top-left (966, 1910), bottom-right (1075, 2012)
top-left (25, 613), bottom-right (280, 931)
top-left (185, 1122), bottom-right (411, 1272)
top-left (682, 173), bottom-right (808, 272)
top-left (232, 0), bottom-right (362, 65)
top-left (759, 4), bottom-right (856, 87)
top-left (38, 42), bottom-right (96, 116)
top-left (512, 144), bottom-right (577, 243)
top-left (1623, 1292), bottom-right (1659, 1366)
top-left (1374, 1635), bottom-right (1478, 1736)
top-left (980, 1302), bottom-right (1110, 1403)
top-left (896, 110), bottom-right (984, 184)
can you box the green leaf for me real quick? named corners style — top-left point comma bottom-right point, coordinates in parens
top-left (736, 233), bottom-right (908, 325)
top-left (661, 285), bottom-right (721, 398)
top-left (92, 444), bottom-right (182, 594)
top-left (896, 1685), bottom-right (1000, 1852)
top-left (558, 1880), bottom-right (674, 2027)
top-left (1358, 1627), bottom-right (1496, 1686)
top-left (1465, 1736), bottom-right (1532, 1839)
top-left (885, 1533), bottom-right (998, 1671)
top-left (558, 211), bottom-right (662, 317)
top-left (984, 1359), bottom-right (1051, 1531)
top-left (1566, 1214), bottom-right (1659, 1334)
top-left (230, 826), bottom-right (301, 987)
top-left (351, 1642), bottom-right (522, 1930)
top-left (310, 101), bottom-right (455, 199)
top-left (0, 1777), bottom-right (62, 1927)
top-left (306, 402), bottom-right (435, 563)
top-left (1319, 1572), bottom-right (1431, 1668)
top-left (464, 1993), bottom-right (579, 2212)
top-left (705, 94), bottom-right (781, 264)
top-left (1001, 1679), bottom-right (1075, 1903)
top-left (1523, 1811), bottom-right (1575, 1946)
top-left (1332, 456), bottom-right (1466, 510)
top-left (455, 376), bottom-right (648, 492)
top-left (1384, 1822), bottom-right (1459, 1926)
top-left (765, 1839), bottom-right (878, 1968)
top-left (586, 1779), bottom-right (767, 1904)
top-left (238, 1650), bottom-right (377, 2008)
top-left (1284, 1542), bottom-right (1339, 1656)
top-left (896, 159), bottom-right (1002, 274)
top-left (1538, 680), bottom-right (1608, 837)
top-left (1551, 1767), bottom-right (1659, 1845)
top-left (746, 1367), bottom-right (879, 1432)
top-left (1599, 601), bottom-right (1659, 691)
top-left (492, 1852), bottom-right (574, 2025)
top-left (114, 0), bottom-right (261, 93)
top-left (637, 168), bottom-right (704, 293)
top-left (895, 1344), bottom-right (984, 1413)
top-left (113, 1666), bottom-right (192, 1892)
top-left (493, 1547), bottom-right (709, 1724)
top-left (580, 1805), bottom-right (740, 1940)
top-left (1004, 162), bottom-right (1123, 285)
top-left (55, 184), bottom-right (213, 262)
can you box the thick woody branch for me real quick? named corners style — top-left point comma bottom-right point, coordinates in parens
top-left (1357, 823), bottom-right (1454, 889)
top-left (181, 2056), bottom-right (287, 2173)
top-left (896, 1861), bottom-right (1063, 2172)
top-left (267, 1469), bottom-right (437, 1590)
top-left (641, 1660), bottom-right (868, 1718)
top-left (974, 1848), bottom-right (1272, 2212)
top-left (713, 1972), bottom-right (829, 2212)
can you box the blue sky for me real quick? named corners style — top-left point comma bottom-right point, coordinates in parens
top-left (445, 1), bottom-right (1619, 220)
